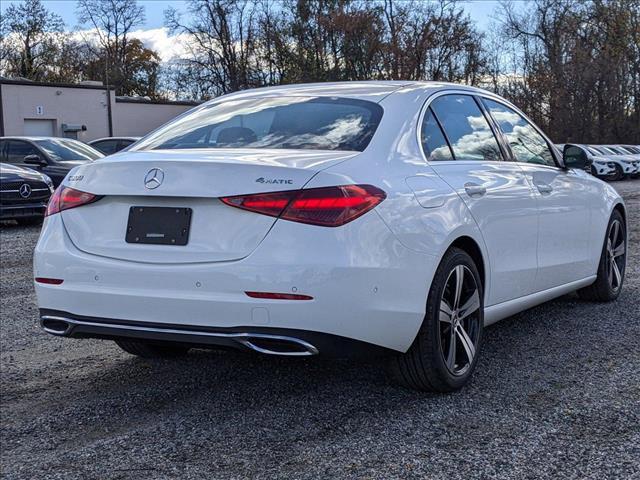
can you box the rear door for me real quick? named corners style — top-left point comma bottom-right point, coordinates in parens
top-left (424, 93), bottom-right (539, 306)
top-left (481, 98), bottom-right (595, 290)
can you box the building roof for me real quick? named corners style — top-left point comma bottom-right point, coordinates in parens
top-left (0, 77), bottom-right (114, 91)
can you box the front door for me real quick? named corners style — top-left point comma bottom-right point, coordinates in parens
top-left (481, 98), bottom-right (594, 291)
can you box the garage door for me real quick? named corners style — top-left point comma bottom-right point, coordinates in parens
top-left (24, 119), bottom-right (55, 136)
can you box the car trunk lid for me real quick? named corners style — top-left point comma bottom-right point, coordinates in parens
top-left (60, 149), bottom-right (355, 263)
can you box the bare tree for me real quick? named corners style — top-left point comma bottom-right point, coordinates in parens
top-left (498, 0), bottom-right (640, 143)
top-left (0, 0), bottom-right (65, 80)
top-left (76, 0), bottom-right (146, 94)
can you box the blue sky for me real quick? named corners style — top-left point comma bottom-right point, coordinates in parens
top-left (2, 0), bottom-right (506, 31)
top-left (1, 0), bottom-right (511, 62)
top-left (1, 1), bottom-right (189, 29)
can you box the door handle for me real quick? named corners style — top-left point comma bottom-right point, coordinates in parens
top-left (464, 182), bottom-right (487, 197)
top-left (536, 183), bottom-right (553, 194)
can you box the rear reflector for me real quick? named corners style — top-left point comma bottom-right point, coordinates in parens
top-left (221, 185), bottom-right (386, 227)
top-left (46, 186), bottom-right (101, 217)
top-left (245, 291), bottom-right (313, 300)
top-left (35, 277), bottom-right (64, 285)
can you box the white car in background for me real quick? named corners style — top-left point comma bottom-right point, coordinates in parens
top-left (34, 82), bottom-right (627, 392)
top-left (587, 145), bottom-right (639, 180)
top-left (605, 145), bottom-right (640, 178)
top-left (556, 144), bottom-right (616, 179)
top-left (604, 145), bottom-right (640, 159)
top-left (620, 145), bottom-right (640, 156)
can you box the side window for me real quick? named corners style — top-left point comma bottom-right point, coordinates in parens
top-left (93, 140), bottom-right (120, 155)
top-left (483, 99), bottom-right (556, 167)
top-left (0, 140), bottom-right (7, 162)
top-left (429, 94), bottom-right (504, 162)
top-left (420, 107), bottom-right (454, 161)
top-left (6, 141), bottom-right (39, 164)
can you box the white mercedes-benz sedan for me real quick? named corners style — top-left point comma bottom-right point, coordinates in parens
top-left (34, 82), bottom-right (627, 392)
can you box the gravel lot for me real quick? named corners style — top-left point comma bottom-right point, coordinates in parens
top-left (1, 180), bottom-right (639, 480)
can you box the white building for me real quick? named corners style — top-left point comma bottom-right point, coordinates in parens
top-left (0, 78), bottom-right (200, 141)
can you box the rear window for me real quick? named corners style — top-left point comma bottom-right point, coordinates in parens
top-left (133, 97), bottom-right (383, 152)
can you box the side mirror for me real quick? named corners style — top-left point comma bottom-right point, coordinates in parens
top-left (563, 145), bottom-right (592, 171)
top-left (24, 154), bottom-right (46, 166)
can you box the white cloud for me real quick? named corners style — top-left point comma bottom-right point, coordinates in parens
top-left (129, 28), bottom-right (191, 62)
top-left (70, 27), bottom-right (190, 63)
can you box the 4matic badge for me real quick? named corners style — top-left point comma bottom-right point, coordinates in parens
top-left (255, 177), bottom-right (293, 185)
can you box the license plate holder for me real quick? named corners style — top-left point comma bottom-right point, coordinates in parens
top-left (126, 206), bottom-right (192, 246)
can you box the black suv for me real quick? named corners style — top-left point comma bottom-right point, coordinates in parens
top-left (0, 137), bottom-right (103, 187)
top-left (0, 163), bottom-right (54, 225)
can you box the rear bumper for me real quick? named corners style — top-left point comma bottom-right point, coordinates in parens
top-left (34, 214), bottom-right (437, 353)
top-left (40, 309), bottom-right (392, 357)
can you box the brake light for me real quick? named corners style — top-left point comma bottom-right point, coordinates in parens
top-left (221, 185), bottom-right (386, 227)
top-left (245, 291), bottom-right (313, 300)
top-left (45, 186), bottom-right (101, 217)
top-left (35, 277), bottom-right (64, 285)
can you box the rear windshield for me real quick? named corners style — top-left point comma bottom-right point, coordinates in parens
top-left (132, 96), bottom-right (383, 152)
top-left (34, 139), bottom-right (103, 161)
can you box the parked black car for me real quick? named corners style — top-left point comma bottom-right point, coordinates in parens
top-left (88, 137), bottom-right (140, 155)
top-left (0, 163), bottom-right (54, 224)
top-left (0, 137), bottom-right (103, 187)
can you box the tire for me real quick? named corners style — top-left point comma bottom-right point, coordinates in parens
top-left (115, 339), bottom-right (190, 358)
top-left (577, 210), bottom-right (626, 302)
top-left (16, 216), bottom-right (43, 226)
top-left (610, 164), bottom-right (624, 181)
top-left (389, 247), bottom-right (484, 392)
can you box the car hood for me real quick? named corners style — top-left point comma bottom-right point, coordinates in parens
top-left (0, 163), bottom-right (47, 182)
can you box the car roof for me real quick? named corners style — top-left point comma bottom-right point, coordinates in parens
top-left (215, 81), bottom-right (489, 104)
top-left (89, 137), bottom-right (140, 143)
top-left (0, 136), bottom-right (81, 142)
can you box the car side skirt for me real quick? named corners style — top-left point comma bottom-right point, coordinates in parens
top-left (484, 275), bottom-right (597, 326)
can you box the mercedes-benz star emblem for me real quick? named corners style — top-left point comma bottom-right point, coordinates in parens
top-left (144, 168), bottom-right (164, 189)
top-left (19, 184), bottom-right (32, 198)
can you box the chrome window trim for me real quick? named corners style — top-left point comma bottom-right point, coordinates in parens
top-left (416, 88), bottom-right (561, 168)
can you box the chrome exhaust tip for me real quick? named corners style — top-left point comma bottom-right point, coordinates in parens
top-left (40, 316), bottom-right (73, 336)
top-left (236, 334), bottom-right (319, 356)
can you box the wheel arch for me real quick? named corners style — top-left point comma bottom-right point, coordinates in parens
top-left (613, 202), bottom-right (626, 226)
top-left (448, 235), bottom-right (486, 292)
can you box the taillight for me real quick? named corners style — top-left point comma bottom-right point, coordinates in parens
top-left (221, 185), bottom-right (386, 227)
top-left (45, 186), bottom-right (101, 217)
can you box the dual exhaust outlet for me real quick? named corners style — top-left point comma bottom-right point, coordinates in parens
top-left (40, 315), bottom-right (319, 357)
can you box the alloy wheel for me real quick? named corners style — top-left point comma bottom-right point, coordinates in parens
top-left (606, 219), bottom-right (626, 292)
top-left (439, 265), bottom-right (481, 376)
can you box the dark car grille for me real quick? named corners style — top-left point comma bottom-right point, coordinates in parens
top-left (0, 180), bottom-right (51, 206)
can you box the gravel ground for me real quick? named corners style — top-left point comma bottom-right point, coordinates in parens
top-left (1, 180), bottom-right (639, 480)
